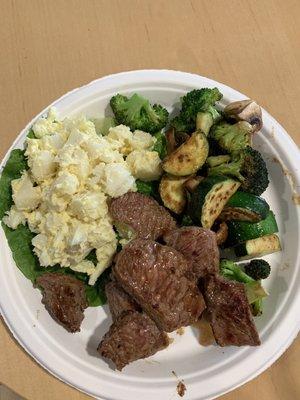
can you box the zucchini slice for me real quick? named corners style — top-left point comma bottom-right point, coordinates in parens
top-left (219, 192), bottom-right (270, 222)
top-left (162, 131), bottom-right (209, 176)
top-left (189, 175), bottom-right (241, 229)
top-left (159, 174), bottom-right (187, 214)
top-left (234, 234), bottom-right (281, 258)
top-left (227, 211), bottom-right (278, 245)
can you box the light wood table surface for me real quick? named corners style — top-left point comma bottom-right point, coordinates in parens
top-left (1, 1), bottom-right (299, 399)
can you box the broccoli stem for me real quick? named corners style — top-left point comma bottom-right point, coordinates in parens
top-left (206, 155), bottom-right (231, 167)
top-left (196, 112), bottom-right (213, 135)
top-left (252, 298), bottom-right (263, 316)
top-left (221, 261), bottom-right (254, 284)
top-left (220, 259), bottom-right (267, 316)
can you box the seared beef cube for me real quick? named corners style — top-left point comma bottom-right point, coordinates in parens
top-left (36, 273), bottom-right (88, 333)
top-left (109, 192), bottom-right (176, 240)
top-left (164, 227), bottom-right (219, 279)
top-left (98, 311), bottom-right (169, 370)
top-left (203, 275), bottom-right (260, 346)
top-left (105, 281), bottom-right (139, 321)
top-left (113, 239), bottom-right (205, 332)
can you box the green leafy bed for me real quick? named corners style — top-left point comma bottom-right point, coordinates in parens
top-left (0, 149), bottom-right (108, 307)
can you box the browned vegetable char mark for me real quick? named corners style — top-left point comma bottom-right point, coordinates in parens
top-left (98, 311), bottom-right (169, 370)
top-left (203, 275), bottom-right (260, 346)
top-left (113, 239), bottom-right (205, 332)
top-left (36, 273), bottom-right (88, 333)
top-left (163, 227), bottom-right (219, 279)
top-left (105, 281), bottom-right (139, 321)
top-left (109, 192), bottom-right (176, 240)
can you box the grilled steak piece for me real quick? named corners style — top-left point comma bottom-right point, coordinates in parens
top-left (164, 227), bottom-right (219, 279)
top-left (36, 273), bottom-right (88, 333)
top-left (105, 281), bottom-right (139, 321)
top-left (114, 239), bottom-right (205, 332)
top-left (109, 192), bottom-right (176, 240)
top-left (203, 275), bottom-right (260, 346)
top-left (98, 311), bottom-right (169, 370)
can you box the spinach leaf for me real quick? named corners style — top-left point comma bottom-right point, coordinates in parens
top-left (1, 222), bottom-right (44, 281)
top-left (85, 267), bottom-right (111, 306)
top-left (136, 179), bottom-right (160, 202)
top-left (181, 214), bottom-right (194, 226)
top-left (0, 149), bottom-right (28, 219)
top-left (26, 129), bottom-right (36, 139)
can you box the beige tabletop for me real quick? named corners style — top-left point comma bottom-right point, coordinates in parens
top-left (1, 1), bottom-right (300, 399)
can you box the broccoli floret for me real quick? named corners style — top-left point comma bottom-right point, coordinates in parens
top-left (208, 146), bottom-right (269, 195)
top-left (220, 259), bottom-right (267, 316)
top-left (220, 259), bottom-right (254, 283)
top-left (152, 131), bottom-right (167, 159)
top-left (208, 154), bottom-right (244, 181)
top-left (240, 146), bottom-right (269, 195)
top-left (171, 115), bottom-right (188, 133)
top-left (110, 93), bottom-right (169, 134)
top-left (244, 259), bottom-right (271, 280)
top-left (171, 88), bottom-right (222, 134)
top-left (210, 121), bottom-right (253, 153)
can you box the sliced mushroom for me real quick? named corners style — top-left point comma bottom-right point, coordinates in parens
top-left (165, 127), bottom-right (177, 155)
top-left (175, 131), bottom-right (190, 146)
top-left (224, 100), bottom-right (262, 132)
top-left (184, 175), bottom-right (204, 192)
top-left (215, 221), bottom-right (228, 245)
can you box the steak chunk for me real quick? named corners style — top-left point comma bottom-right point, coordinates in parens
top-left (164, 227), bottom-right (219, 279)
top-left (114, 239), bottom-right (205, 332)
top-left (203, 275), bottom-right (260, 346)
top-left (98, 311), bottom-right (169, 370)
top-left (109, 192), bottom-right (176, 240)
top-left (105, 281), bottom-right (139, 321)
top-left (36, 273), bottom-right (88, 333)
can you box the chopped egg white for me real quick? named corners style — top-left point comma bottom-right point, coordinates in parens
top-left (126, 150), bottom-right (162, 181)
top-left (131, 130), bottom-right (156, 150)
top-left (103, 163), bottom-right (136, 198)
top-left (29, 150), bottom-right (57, 183)
top-left (70, 260), bottom-right (96, 275)
top-left (106, 124), bottom-right (133, 154)
top-left (69, 191), bottom-right (108, 222)
top-left (106, 125), bottom-right (156, 154)
top-left (4, 108), bottom-right (163, 284)
top-left (11, 171), bottom-right (42, 211)
top-left (3, 206), bottom-right (26, 229)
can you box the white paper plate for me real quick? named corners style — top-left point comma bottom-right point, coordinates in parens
top-left (1, 70), bottom-right (300, 400)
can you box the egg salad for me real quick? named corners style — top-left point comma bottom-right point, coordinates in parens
top-left (3, 108), bottom-right (162, 285)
